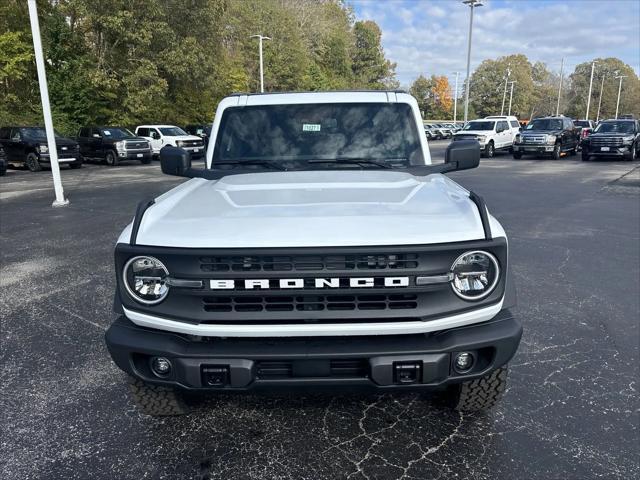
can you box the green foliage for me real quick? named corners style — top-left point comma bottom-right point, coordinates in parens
top-left (0, 0), bottom-right (397, 134)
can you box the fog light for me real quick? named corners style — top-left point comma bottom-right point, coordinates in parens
top-left (454, 352), bottom-right (474, 373)
top-left (150, 356), bottom-right (172, 377)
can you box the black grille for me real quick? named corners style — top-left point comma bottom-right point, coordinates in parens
top-left (256, 359), bottom-right (369, 379)
top-left (453, 135), bottom-right (478, 141)
top-left (200, 254), bottom-right (419, 272)
top-left (203, 294), bottom-right (419, 313)
top-left (126, 141), bottom-right (149, 150)
top-left (590, 137), bottom-right (624, 146)
top-left (182, 139), bottom-right (204, 147)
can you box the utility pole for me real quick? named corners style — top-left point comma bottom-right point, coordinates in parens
top-left (250, 34), bottom-right (271, 93)
top-left (614, 75), bottom-right (627, 119)
top-left (27, 0), bottom-right (68, 207)
top-left (596, 74), bottom-right (606, 123)
top-left (453, 71), bottom-right (460, 123)
top-left (462, 0), bottom-right (483, 123)
top-left (508, 81), bottom-right (517, 116)
top-left (585, 61), bottom-right (597, 120)
top-left (556, 57), bottom-right (564, 116)
top-left (500, 67), bottom-right (511, 116)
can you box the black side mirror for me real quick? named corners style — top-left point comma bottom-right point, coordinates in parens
top-left (160, 145), bottom-right (191, 177)
top-left (445, 139), bottom-right (480, 171)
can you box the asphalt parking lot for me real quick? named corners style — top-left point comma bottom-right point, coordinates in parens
top-left (1, 141), bottom-right (639, 480)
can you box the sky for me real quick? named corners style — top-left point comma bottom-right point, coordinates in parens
top-left (349, 0), bottom-right (640, 89)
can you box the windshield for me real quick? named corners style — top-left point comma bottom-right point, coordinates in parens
top-left (526, 119), bottom-right (563, 130)
top-left (594, 122), bottom-right (635, 134)
top-left (212, 103), bottom-right (424, 167)
top-left (574, 121), bottom-right (590, 128)
top-left (159, 127), bottom-right (187, 136)
top-left (101, 128), bottom-right (134, 139)
top-left (19, 127), bottom-right (63, 139)
top-left (463, 121), bottom-right (495, 131)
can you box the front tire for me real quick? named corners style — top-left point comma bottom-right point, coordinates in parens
top-left (552, 142), bottom-right (561, 160)
top-left (140, 156), bottom-right (152, 165)
top-left (26, 153), bottom-right (42, 172)
top-left (105, 150), bottom-right (119, 167)
top-left (447, 366), bottom-right (509, 411)
top-left (513, 151), bottom-right (522, 159)
top-left (483, 141), bottom-right (495, 158)
top-left (627, 143), bottom-right (637, 161)
top-left (582, 151), bottom-right (590, 161)
top-left (128, 376), bottom-right (190, 417)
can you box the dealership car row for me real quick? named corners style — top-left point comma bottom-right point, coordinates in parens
top-left (0, 114), bottom-right (638, 176)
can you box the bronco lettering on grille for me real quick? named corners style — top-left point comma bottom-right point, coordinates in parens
top-left (209, 277), bottom-right (410, 290)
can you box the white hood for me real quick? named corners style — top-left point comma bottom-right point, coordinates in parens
top-left (127, 170), bottom-right (492, 248)
top-left (171, 135), bottom-right (202, 142)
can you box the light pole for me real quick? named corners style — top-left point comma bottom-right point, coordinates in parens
top-left (27, 0), bottom-right (68, 207)
top-left (462, 0), bottom-right (483, 123)
top-left (250, 34), bottom-right (271, 93)
top-left (556, 57), bottom-right (564, 116)
top-left (453, 71), bottom-right (460, 123)
top-left (585, 61), bottom-right (597, 120)
top-left (500, 67), bottom-right (511, 116)
top-left (595, 74), bottom-right (606, 123)
top-left (614, 75), bottom-right (627, 119)
top-left (508, 81), bottom-right (517, 116)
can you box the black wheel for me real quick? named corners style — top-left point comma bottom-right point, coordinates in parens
top-left (105, 150), bottom-right (119, 166)
top-left (0, 163), bottom-right (6, 176)
top-left (569, 145), bottom-right (577, 156)
top-left (483, 141), bottom-right (495, 158)
top-left (513, 152), bottom-right (522, 159)
top-left (128, 376), bottom-right (190, 416)
top-left (447, 366), bottom-right (509, 411)
top-left (551, 142), bottom-right (561, 160)
top-left (140, 156), bottom-right (152, 164)
top-left (627, 143), bottom-right (637, 161)
top-left (26, 152), bottom-right (42, 172)
top-left (582, 151), bottom-right (590, 161)
top-left (69, 159), bottom-right (83, 169)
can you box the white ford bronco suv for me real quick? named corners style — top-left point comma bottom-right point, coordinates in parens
top-left (106, 91), bottom-right (520, 416)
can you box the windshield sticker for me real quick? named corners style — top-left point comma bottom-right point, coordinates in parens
top-left (302, 124), bottom-right (321, 132)
top-left (103, 130), bottom-right (111, 136)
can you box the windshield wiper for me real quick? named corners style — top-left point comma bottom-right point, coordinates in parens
top-left (213, 160), bottom-right (286, 171)
top-left (307, 158), bottom-right (393, 169)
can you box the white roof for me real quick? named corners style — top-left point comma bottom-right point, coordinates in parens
top-left (228, 90), bottom-right (411, 106)
top-left (136, 124), bottom-right (179, 128)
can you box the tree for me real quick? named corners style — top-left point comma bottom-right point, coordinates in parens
top-left (409, 75), bottom-right (432, 117)
top-left (566, 58), bottom-right (640, 120)
top-left (351, 21), bottom-right (398, 89)
top-left (431, 76), bottom-right (452, 119)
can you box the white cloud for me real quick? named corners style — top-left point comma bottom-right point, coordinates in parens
top-left (353, 0), bottom-right (640, 86)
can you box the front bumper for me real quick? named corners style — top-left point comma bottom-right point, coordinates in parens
top-left (40, 154), bottom-right (81, 163)
top-left (513, 144), bottom-right (555, 154)
top-left (583, 145), bottom-right (632, 157)
top-left (105, 309), bottom-right (521, 392)
top-left (118, 150), bottom-right (152, 160)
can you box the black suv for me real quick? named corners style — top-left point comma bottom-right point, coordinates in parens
top-left (581, 119), bottom-right (640, 161)
top-left (184, 124), bottom-right (211, 148)
top-left (0, 126), bottom-right (82, 172)
top-left (512, 116), bottom-right (579, 159)
top-left (77, 127), bottom-right (152, 166)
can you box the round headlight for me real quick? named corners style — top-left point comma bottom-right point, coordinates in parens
top-left (123, 256), bottom-right (169, 304)
top-left (450, 250), bottom-right (500, 301)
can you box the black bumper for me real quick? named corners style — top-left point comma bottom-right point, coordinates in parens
top-left (105, 310), bottom-right (522, 392)
top-left (119, 151), bottom-right (152, 161)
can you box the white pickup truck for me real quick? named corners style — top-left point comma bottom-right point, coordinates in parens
top-left (134, 125), bottom-right (205, 159)
top-left (453, 116), bottom-right (521, 158)
top-left (106, 91), bottom-right (520, 416)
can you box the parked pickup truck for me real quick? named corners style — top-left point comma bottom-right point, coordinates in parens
top-left (0, 126), bottom-right (82, 172)
top-left (105, 91), bottom-right (521, 416)
top-left (77, 127), bottom-right (152, 166)
top-left (135, 125), bottom-right (205, 159)
top-left (453, 116), bottom-right (520, 158)
top-left (513, 116), bottom-right (579, 159)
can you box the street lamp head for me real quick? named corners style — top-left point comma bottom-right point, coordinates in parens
top-left (463, 0), bottom-right (483, 6)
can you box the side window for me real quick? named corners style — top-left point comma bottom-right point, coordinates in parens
top-left (510, 120), bottom-right (520, 128)
top-left (90, 127), bottom-right (101, 137)
top-left (0, 127), bottom-right (10, 139)
top-left (11, 129), bottom-right (21, 140)
top-left (151, 128), bottom-right (160, 138)
top-left (498, 121), bottom-right (509, 131)
top-left (137, 127), bottom-right (149, 137)
top-left (79, 127), bottom-right (89, 137)
top-left (565, 119), bottom-right (574, 129)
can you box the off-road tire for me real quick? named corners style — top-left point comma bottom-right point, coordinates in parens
top-left (627, 143), bottom-right (637, 161)
top-left (140, 156), bottom-right (152, 164)
top-left (128, 376), bottom-right (190, 416)
top-left (105, 150), bottom-right (119, 166)
top-left (449, 366), bottom-right (508, 411)
top-left (0, 163), bottom-right (6, 176)
top-left (69, 160), bottom-right (83, 169)
top-left (26, 152), bottom-right (42, 172)
top-left (552, 142), bottom-right (561, 160)
top-left (483, 141), bottom-right (495, 158)
top-left (513, 152), bottom-right (522, 159)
